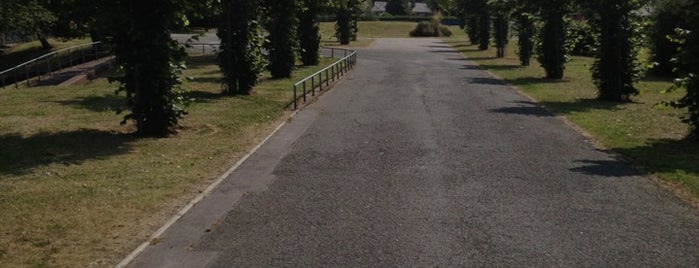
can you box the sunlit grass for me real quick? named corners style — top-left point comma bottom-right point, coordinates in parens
top-left (0, 55), bottom-right (335, 267)
top-left (445, 27), bottom-right (699, 199)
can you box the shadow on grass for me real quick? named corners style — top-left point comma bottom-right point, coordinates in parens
top-left (460, 65), bottom-right (482, 70)
top-left (0, 46), bottom-right (53, 70)
top-left (52, 94), bottom-right (126, 112)
top-left (188, 90), bottom-right (227, 103)
top-left (537, 99), bottom-right (623, 115)
top-left (465, 56), bottom-right (498, 61)
top-left (429, 49), bottom-right (460, 54)
top-left (503, 76), bottom-right (569, 86)
top-left (0, 129), bottom-right (135, 175)
top-left (467, 77), bottom-right (507, 85)
top-left (188, 76), bottom-right (221, 84)
top-left (479, 64), bottom-right (523, 71)
top-left (186, 54), bottom-right (217, 69)
top-left (489, 102), bottom-right (554, 117)
top-left (616, 138), bottom-right (699, 178)
top-left (569, 159), bottom-right (646, 177)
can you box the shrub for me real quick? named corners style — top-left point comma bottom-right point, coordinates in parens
top-left (409, 21), bottom-right (452, 37)
top-left (567, 19), bottom-right (597, 56)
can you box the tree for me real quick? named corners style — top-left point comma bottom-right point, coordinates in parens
top-left (386, 0), bottom-right (409, 15)
top-left (478, 9), bottom-right (491, 50)
top-left (649, 0), bottom-right (687, 76)
top-left (590, 0), bottom-right (643, 102)
top-left (0, 0), bottom-right (56, 49)
top-left (218, 0), bottom-right (264, 94)
top-left (663, 0), bottom-right (699, 138)
top-left (537, 0), bottom-right (569, 79)
top-left (513, 3), bottom-right (535, 66)
top-left (331, 0), bottom-right (360, 45)
top-left (298, 0), bottom-right (322, 66)
top-left (264, 0), bottom-right (299, 78)
top-left (489, 0), bottom-right (515, 58)
top-left (100, 0), bottom-right (191, 137)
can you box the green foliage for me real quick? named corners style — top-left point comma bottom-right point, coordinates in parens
top-left (649, 0), bottom-right (687, 76)
top-left (590, 0), bottom-right (644, 102)
top-left (478, 11), bottom-right (491, 50)
top-left (0, 0), bottom-right (56, 48)
top-left (663, 1), bottom-right (699, 138)
top-left (218, 0), bottom-right (264, 94)
top-left (102, 0), bottom-right (192, 137)
top-left (335, 7), bottom-right (353, 44)
top-left (488, 0), bottom-right (515, 58)
top-left (466, 17), bottom-right (480, 45)
top-left (409, 20), bottom-right (452, 37)
top-left (567, 19), bottom-right (597, 56)
top-left (264, 0), bottom-right (299, 78)
top-left (536, 0), bottom-right (569, 79)
top-left (514, 11), bottom-right (535, 66)
top-left (298, 0), bottom-right (322, 66)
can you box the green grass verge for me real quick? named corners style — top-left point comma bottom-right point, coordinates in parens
top-left (0, 55), bottom-right (336, 267)
top-left (444, 27), bottom-right (699, 199)
top-left (319, 21), bottom-right (418, 47)
top-left (1, 38), bottom-right (92, 71)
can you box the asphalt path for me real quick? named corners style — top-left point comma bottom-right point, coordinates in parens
top-left (129, 38), bottom-right (699, 267)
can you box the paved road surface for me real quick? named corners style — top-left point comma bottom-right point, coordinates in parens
top-left (129, 38), bottom-right (699, 267)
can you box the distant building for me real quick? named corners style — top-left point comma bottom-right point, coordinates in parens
top-left (370, 1), bottom-right (433, 16)
top-left (412, 2), bottom-right (432, 16)
top-left (371, 1), bottom-right (387, 14)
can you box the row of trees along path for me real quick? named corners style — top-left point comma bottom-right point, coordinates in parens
top-left (440, 0), bottom-right (699, 140)
top-left (0, 0), bottom-right (364, 137)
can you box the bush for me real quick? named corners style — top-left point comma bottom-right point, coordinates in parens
top-left (650, 1), bottom-right (687, 76)
top-left (567, 19), bottom-right (597, 56)
top-left (409, 20), bottom-right (452, 37)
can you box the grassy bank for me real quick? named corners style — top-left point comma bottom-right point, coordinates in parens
top-left (0, 55), bottom-right (335, 267)
top-left (444, 29), bottom-right (699, 200)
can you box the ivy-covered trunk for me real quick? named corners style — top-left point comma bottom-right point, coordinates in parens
top-left (516, 12), bottom-right (534, 66)
top-left (219, 0), bottom-right (263, 94)
top-left (265, 0), bottom-right (299, 78)
top-left (109, 0), bottom-right (188, 137)
top-left (592, 0), bottom-right (639, 102)
top-left (478, 10), bottom-right (490, 50)
top-left (467, 16), bottom-right (480, 45)
top-left (493, 15), bottom-right (508, 58)
top-left (336, 7), bottom-right (352, 45)
top-left (538, 4), bottom-right (567, 79)
top-left (298, 0), bottom-right (321, 66)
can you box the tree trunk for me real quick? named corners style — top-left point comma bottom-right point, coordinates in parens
top-left (36, 32), bottom-right (52, 49)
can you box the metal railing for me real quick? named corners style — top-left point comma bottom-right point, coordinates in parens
top-left (0, 41), bottom-right (110, 89)
top-left (182, 42), bottom-right (220, 54)
top-left (292, 47), bottom-right (357, 110)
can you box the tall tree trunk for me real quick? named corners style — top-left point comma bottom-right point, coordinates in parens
top-left (36, 32), bottom-right (51, 49)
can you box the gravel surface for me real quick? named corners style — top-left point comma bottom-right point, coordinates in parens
top-left (130, 38), bottom-right (699, 267)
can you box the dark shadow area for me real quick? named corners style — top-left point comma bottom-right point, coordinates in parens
top-left (467, 77), bottom-right (507, 85)
top-left (535, 99), bottom-right (623, 115)
top-left (640, 74), bottom-right (674, 83)
top-left (187, 90), bottom-right (227, 103)
top-left (425, 45), bottom-right (452, 49)
top-left (479, 64), bottom-right (523, 71)
top-left (186, 54), bottom-right (218, 69)
top-left (615, 138), bottom-right (699, 182)
top-left (503, 76), bottom-right (569, 86)
top-left (429, 49), bottom-right (459, 54)
top-left (453, 48), bottom-right (482, 53)
top-left (460, 65), bottom-right (481, 70)
top-left (569, 159), bottom-right (646, 177)
top-left (465, 56), bottom-right (497, 61)
top-left (489, 104), bottom-right (554, 117)
top-left (52, 94), bottom-right (126, 112)
top-left (447, 57), bottom-right (470, 61)
top-left (0, 129), bottom-right (135, 175)
top-left (188, 76), bottom-right (221, 84)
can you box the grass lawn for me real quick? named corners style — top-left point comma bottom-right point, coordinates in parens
top-left (0, 55), bottom-right (336, 267)
top-left (1, 38), bottom-right (93, 71)
top-left (319, 21), bottom-right (419, 47)
top-left (444, 27), bottom-right (699, 201)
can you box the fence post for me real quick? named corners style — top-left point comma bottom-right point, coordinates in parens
top-left (293, 84), bottom-right (298, 110)
top-left (303, 81), bottom-right (307, 103)
top-left (319, 72), bottom-right (323, 91)
top-left (311, 75), bottom-right (315, 96)
top-left (325, 68), bottom-right (329, 86)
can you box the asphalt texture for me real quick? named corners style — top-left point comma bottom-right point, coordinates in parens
top-left (129, 38), bottom-right (699, 267)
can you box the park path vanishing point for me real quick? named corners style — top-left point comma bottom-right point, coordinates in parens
top-left (128, 38), bottom-right (699, 267)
